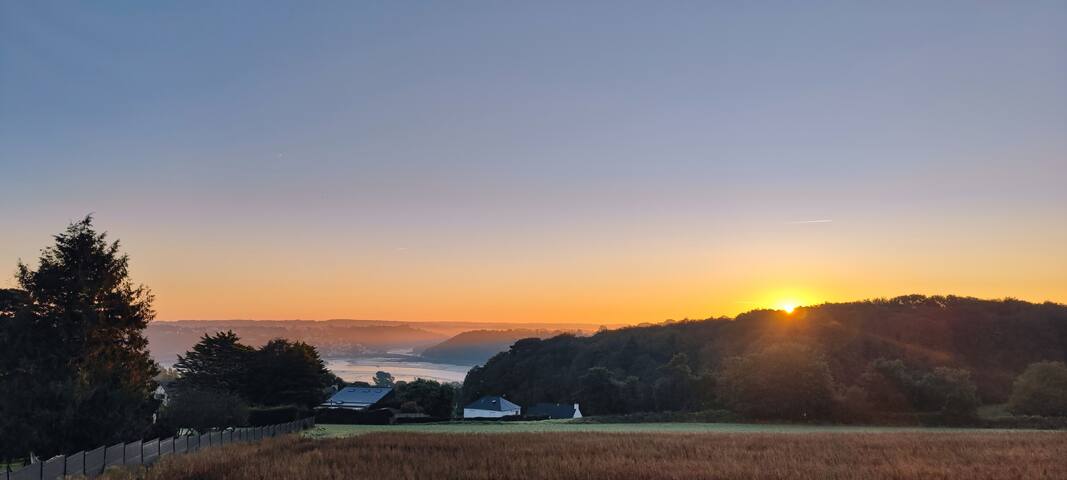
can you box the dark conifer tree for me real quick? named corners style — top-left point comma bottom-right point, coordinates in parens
top-left (172, 333), bottom-right (333, 409)
top-left (173, 331), bottom-right (255, 395)
top-left (0, 216), bottom-right (159, 458)
top-left (246, 339), bottom-right (331, 408)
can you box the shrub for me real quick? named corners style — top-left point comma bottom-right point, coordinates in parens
top-left (857, 359), bottom-right (979, 418)
top-left (315, 408), bottom-right (393, 425)
top-left (248, 405), bottom-right (305, 426)
top-left (142, 421), bottom-right (179, 440)
top-left (924, 367), bottom-right (979, 421)
top-left (393, 379), bottom-right (457, 418)
top-left (573, 409), bottom-right (739, 424)
top-left (400, 401), bottom-right (421, 414)
top-left (159, 388), bottom-right (249, 433)
top-left (1008, 361), bottom-right (1067, 417)
top-left (832, 385), bottom-right (875, 423)
top-left (980, 414), bottom-right (1067, 430)
top-left (858, 359), bottom-right (917, 412)
top-left (394, 416), bottom-right (449, 424)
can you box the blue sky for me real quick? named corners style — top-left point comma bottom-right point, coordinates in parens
top-left (1, 1), bottom-right (1065, 322)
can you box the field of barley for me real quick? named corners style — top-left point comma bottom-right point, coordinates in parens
top-left (103, 431), bottom-right (1067, 480)
top-left (305, 421), bottom-right (1014, 438)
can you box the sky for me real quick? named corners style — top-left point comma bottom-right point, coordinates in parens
top-left (1, 1), bottom-right (1065, 323)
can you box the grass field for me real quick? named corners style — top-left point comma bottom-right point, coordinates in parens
top-left (103, 430), bottom-right (1067, 480)
top-left (306, 421), bottom-right (1028, 438)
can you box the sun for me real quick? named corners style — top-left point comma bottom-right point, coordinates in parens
top-left (755, 289), bottom-right (817, 315)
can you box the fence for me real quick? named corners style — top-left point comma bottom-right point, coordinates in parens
top-left (2, 417), bottom-right (315, 480)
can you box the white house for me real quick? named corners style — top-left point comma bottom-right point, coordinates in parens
top-left (463, 395), bottom-right (521, 418)
top-left (153, 384), bottom-right (170, 407)
top-left (151, 384), bottom-right (171, 425)
top-left (526, 402), bottom-right (582, 419)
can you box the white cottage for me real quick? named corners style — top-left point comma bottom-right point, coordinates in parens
top-left (463, 395), bottom-right (521, 418)
top-left (153, 384), bottom-right (170, 407)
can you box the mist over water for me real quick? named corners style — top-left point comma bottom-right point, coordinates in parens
top-left (325, 357), bottom-right (471, 384)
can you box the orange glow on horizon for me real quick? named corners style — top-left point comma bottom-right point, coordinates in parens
top-left (6, 216), bottom-right (1065, 325)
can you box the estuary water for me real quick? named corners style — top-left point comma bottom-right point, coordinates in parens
top-left (325, 356), bottom-right (472, 384)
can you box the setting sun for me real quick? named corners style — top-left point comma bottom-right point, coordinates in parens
top-left (753, 289), bottom-right (818, 316)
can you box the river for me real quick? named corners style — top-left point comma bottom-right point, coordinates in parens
top-left (324, 356), bottom-right (472, 384)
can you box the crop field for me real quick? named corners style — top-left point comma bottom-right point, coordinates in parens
top-left (306, 421), bottom-right (1024, 438)
top-left (103, 430), bottom-right (1067, 480)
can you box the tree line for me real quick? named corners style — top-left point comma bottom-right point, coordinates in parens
top-left (463, 296), bottom-right (1067, 422)
top-left (164, 333), bottom-right (456, 425)
top-left (0, 216), bottom-right (460, 461)
top-left (161, 330), bottom-right (342, 432)
top-left (4, 218), bottom-right (1066, 461)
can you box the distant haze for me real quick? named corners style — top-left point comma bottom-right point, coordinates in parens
top-left (146, 319), bottom-right (608, 366)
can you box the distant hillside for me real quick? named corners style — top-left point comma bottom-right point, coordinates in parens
top-left (462, 296), bottom-right (1067, 407)
top-left (147, 320), bottom-right (447, 365)
top-left (386, 320), bottom-right (619, 338)
top-left (420, 329), bottom-right (585, 366)
top-left (146, 319), bottom-right (617, 366)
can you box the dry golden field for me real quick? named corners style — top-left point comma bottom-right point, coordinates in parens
top-left (104, 431), bottom-right (1067, 480)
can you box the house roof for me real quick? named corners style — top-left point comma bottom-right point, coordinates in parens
top-left (324, 387), bottom-right (393, 407)
top-left (465, 395), bottom-right (521, 412)
top-left (526, 403), bottom-right (577, 419)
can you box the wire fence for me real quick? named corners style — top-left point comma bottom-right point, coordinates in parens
top-left (2, 417), bottom-right (315, 480)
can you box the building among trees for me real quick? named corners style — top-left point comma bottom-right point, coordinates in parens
top-left (320, 387), bottom-right (394, 410)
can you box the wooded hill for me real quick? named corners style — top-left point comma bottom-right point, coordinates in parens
top-left (461, 296), bottom-right (1067, 412)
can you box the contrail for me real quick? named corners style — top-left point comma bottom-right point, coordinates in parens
top-left (785, 219), bottom-right (833, 224)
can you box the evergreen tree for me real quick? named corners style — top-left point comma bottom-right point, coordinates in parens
top-left (0, 216), bottom-right (159, 458)
top-left (173, 331), bottom-right (255, 395)
top-left (653, 353), bottom-right (698, 411)
top-left (246, 339), bottom-right (331, 408)
top-left (172, 333), bottom-right (334, 410)
top-left (373, 371), bottom-right (396, 388)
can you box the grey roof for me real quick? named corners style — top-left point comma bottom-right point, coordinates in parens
top-left (465, 395), bottom-right (521, 412)
top-left (526, 403), bottom-right (577, 419)
top-left (324, 387), bottom-right (393, 407)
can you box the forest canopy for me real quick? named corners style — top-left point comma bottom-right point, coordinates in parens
top-left (462, 296), bottom-right (1067, 419)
